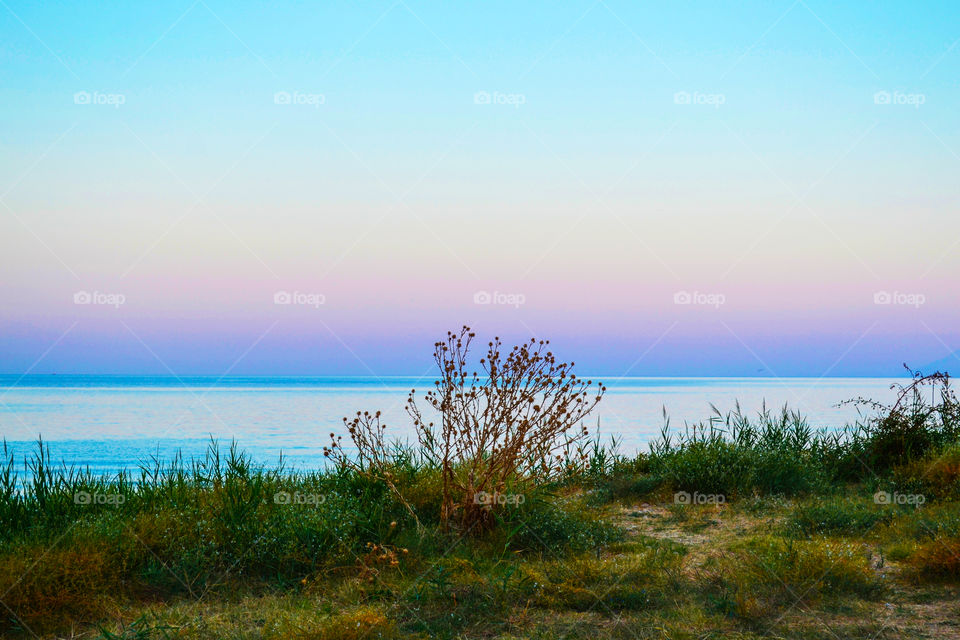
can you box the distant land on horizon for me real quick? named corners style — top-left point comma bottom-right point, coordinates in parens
top-left (0, 371), bottom-right (929, 383)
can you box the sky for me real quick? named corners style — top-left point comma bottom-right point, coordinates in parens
top-left (1, 0), bottom-right (959, 377)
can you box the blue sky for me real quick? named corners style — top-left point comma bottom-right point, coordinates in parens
top-left (1, 0), bottom-right (959, 376)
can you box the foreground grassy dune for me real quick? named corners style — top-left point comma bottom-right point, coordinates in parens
top-left (16, 490), bottom-right (958, 639)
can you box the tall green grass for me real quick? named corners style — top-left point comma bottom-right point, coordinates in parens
top-left (587, 371), bottom-right (960, 500)
top-left (0, 438), bottom-right (617, 633)
top-left (647, 403), bottom-right (829, 496)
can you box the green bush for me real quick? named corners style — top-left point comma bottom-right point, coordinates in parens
top-left (847, 369), bottom-right (960, 475)
top-left (889, 502), bottom-right (960, 541)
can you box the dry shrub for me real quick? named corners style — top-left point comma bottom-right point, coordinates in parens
top-left (918, 449), bottom-right (960, 491)
top-left (905, 538), bottom-right (960, 581)
top-left (354, 541), bottom-right (408, 583)
top-left (0, 543), bottom-right (124, 632)
top-left (892, 444), bottom-right (960, 500)
top-left (328, 327), bottom-right (605, 531)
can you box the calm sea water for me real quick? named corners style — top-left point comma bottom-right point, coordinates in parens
top-left (0, 375), bottom-right (902, 476)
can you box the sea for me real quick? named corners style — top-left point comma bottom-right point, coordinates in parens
top-left (0, 375), bottom-right (903, 476)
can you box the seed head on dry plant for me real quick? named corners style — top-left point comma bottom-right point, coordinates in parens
top-left (325, 326), bottom-right (605, 532)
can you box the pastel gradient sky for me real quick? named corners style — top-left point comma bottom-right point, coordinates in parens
top-left (1, 0), bottom-right (959, 376)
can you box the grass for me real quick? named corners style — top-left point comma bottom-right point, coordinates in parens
top-left (2, 366), bottom-right (960, 638)
top-left (788, 496), bottom-right (896, 536)
top-left (3, 436), bottom-right (960, 638)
